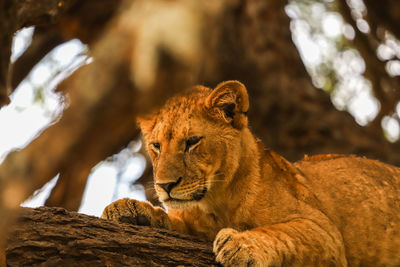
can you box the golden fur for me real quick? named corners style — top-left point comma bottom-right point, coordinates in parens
top-left (102, 81), bottom-right (400, 266)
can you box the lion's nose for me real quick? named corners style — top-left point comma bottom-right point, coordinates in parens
top-left (156, 177), bottom-right (182, 194)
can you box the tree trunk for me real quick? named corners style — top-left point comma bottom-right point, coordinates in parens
top-left (6, 207), bottom-right (218, 266)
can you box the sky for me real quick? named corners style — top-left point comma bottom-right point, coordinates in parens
top-left (1, 3), bottom-right (400, 216)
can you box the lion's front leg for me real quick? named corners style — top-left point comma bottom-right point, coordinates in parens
top-left (101, 198), bottom-right (172, 229)
top-left (213, 219), bottom-right (347, 267)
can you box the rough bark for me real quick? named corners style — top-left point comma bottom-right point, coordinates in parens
top-left (6, 207), bottom-right (217, 266)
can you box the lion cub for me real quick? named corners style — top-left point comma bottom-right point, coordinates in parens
top-left (103, 81), bottom-right (400, 266)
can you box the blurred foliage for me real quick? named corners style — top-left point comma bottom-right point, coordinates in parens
top-left (288, 0), bottom-right (382, 126)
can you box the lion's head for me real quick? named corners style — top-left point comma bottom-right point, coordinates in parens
top-left (138, 81), bottom-right (250, 209)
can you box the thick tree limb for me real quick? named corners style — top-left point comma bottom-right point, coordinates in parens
top-left (6, 207), bottom-right (218, 266)
top-left (10, 0), bottom-right (122, 91)
top-left (0, 0), bottom-right (78, 106)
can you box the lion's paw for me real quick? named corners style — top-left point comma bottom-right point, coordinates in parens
top-left (101, 198), bottom-right (156, 226)
top-left (213, 228), bottom-right (277, 267)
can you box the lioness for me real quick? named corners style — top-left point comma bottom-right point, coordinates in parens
top-left (102, 81), bottom-right (400, 266)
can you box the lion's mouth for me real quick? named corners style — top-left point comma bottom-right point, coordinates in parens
top-left (192, 186), bottom-right (207, 201)
top-left (165, 186), bottom-right (207, 203)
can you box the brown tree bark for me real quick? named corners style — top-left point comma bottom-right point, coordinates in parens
top-left (6, 207), bottom-right (217, 266)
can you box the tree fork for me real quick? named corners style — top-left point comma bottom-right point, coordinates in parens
top-left (6, 207), bottom-right (218, 266)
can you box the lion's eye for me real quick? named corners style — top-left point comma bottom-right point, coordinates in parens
top-left (151, 142), bottom-right (161, 152)
top-left (185, 136), bottom-right (203, 152)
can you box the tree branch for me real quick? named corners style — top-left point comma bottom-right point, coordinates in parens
top-left (10, 0), bottom-right (122, 91)
top-left (337, 0), bottom-right (400, 128)
top-left (0, 0), bottom-right (78, 106)
top-left (6, 207), bottom-right (217, 266)
top-left (363, 0), bottom-right (400, 40)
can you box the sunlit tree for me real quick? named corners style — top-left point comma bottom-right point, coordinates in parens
top-left (1, 0), bottom-right (399, 265)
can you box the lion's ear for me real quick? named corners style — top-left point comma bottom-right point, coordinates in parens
top-left (205, 80), bottom-right (249, 129)
top-left (137, 115), bottom-right (157, 135)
